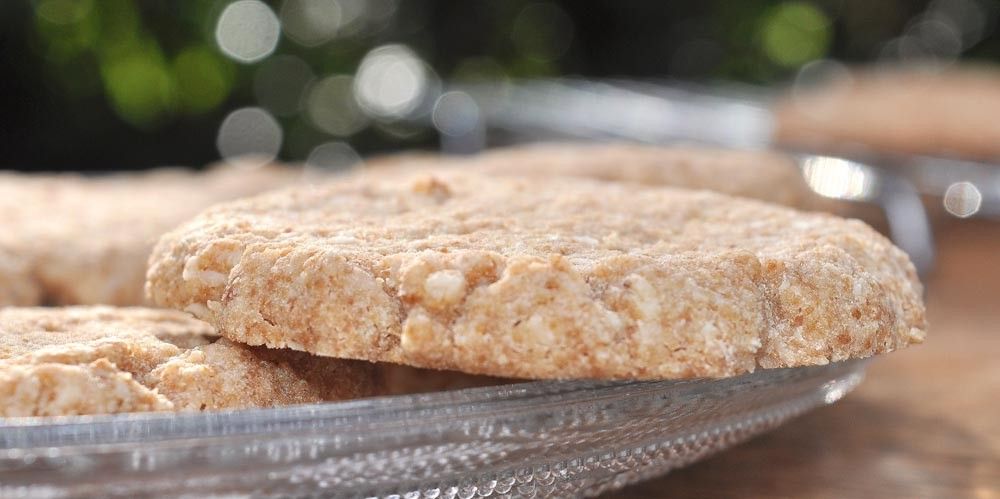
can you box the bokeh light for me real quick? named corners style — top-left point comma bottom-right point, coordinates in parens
top-left (908, 16), bottom-right (963, 59)
top-left (354, 44), bottom-right (430, 120)
top-left (173, 46), bottom-right (235, 115)
top-left (12, 0), bottom-right (1000, 173)
top-left (280, 0), bottom-right (342, 47)
top-left (882, 18), bottom-right (963, 61)
top-left (216, 107), bottom-right (283, 165)
top-left (802, 156), bottom-right (878, 200)
top-left (306, 141), bottom-right (361, 171)
top-left (761, 2), bottom-right (832, 67)
top-left (879, 0), bottom-right (997, 62)
top-left (934, 0), bottom-right (992, 47)
top-left (306, 75), bottom-right (369, 136)
top-left (789, 59), bottom-right (852, 118)
top-left (330, 0), bottom-right (382, 38)
top-left (215, 0), bottom-right (281, 63)
top-left (433, 91), bottom-right (481, 137)
top-left (943, 181), bottom-right (983, 217)
top-left (793, 59), bottom-right (850, 90)
top-left (33, 6), bottom-right (97, 64)
top-left (100, 40), bottom-right (177, 128)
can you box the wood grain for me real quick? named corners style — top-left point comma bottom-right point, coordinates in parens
top-left (609, 221), bottom-right (1000, 499)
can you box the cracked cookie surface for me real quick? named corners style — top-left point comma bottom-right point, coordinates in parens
top-left (148, 170), bottom-right (926, 380)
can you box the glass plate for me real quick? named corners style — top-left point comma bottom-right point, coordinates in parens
top-left (0, 359), bottom-right (866, 498)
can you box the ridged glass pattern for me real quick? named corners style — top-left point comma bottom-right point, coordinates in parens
top-left (0, 360), bottom-right (866, 498)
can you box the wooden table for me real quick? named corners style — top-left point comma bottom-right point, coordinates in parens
top-left (611, 221), bottom-right (1000, 498)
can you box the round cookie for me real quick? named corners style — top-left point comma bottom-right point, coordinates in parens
top-left (363, 143), bottom-right (815, 208)
top-left (774, 66), bottom-right (1000, 160)
top-left (147, 170), bottom-right (925, 378)
top-left (471, 142), bottom-right (814, 207)
top-left (0, 241), bottom-right (40, 307)
top-left (0, 162), bottom-right (305, 307)
top-left (0, 306), bottom-right (380, 417)
top-left (148, 170), bottom-right (926, 380)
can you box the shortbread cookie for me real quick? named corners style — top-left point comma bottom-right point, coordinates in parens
top-left (0, 241), bottom-right (40, 307)
top-left (0, 162), bottom-right (303, 307)
top-left (774, 66), bottom-right (1000, 160)
top-left (150, 337), bottom-right (378, 411)
top-left (0, 306), bottom-right (379, 417)
top-left (363, 143), bottom-right (814, 207)
top-left (148, 171), bottom-right (926, 380)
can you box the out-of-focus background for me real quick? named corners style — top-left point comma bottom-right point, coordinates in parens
top-left (2, 0), bottom-right (999, 171)
top-left (1, 2), bottom-right (998, 497)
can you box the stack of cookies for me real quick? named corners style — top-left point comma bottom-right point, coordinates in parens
top-left (0, 144), bottom-right (927, 417)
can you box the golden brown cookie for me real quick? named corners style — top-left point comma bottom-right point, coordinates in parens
top-left (0, 162), bottom-right (305, 307)
top-left (774, 65), bottom-right (1000, 160)
top-left (148, 170), bottom-right (926, 380)
top-left (0, 240), bottom-right (41, 307)
top-left (362, 143), bottom-right (814, 207)
top-left (0, 306), bottom-right (380, 417)
top-left (469, 143), bottom-right (813, 207)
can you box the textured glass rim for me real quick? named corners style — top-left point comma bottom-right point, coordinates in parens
top-left (0, 360), bottom-right (867, 450)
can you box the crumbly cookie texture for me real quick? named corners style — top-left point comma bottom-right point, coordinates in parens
top-left (363, 143), bottom-right (814, 208)
top-left (0, 306), bottom-right (379, 417)
top-left (0, 162), bottom-right (304, 307)
top-left (148, 170), bottom-right (926, 380)
top-left (774, 66), bottom-right (1000, 160)
top-left (152, 338), bottom-right (378, 411)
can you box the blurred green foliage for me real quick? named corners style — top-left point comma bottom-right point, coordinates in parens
top-left (22, 0), bottom-right (856, 130)
top-left (3, 0), bottom-right (998, 170)
top-left (31, 0), bottom-right (228, 127)
top-left (761, 2), bottom-right (832, 67)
